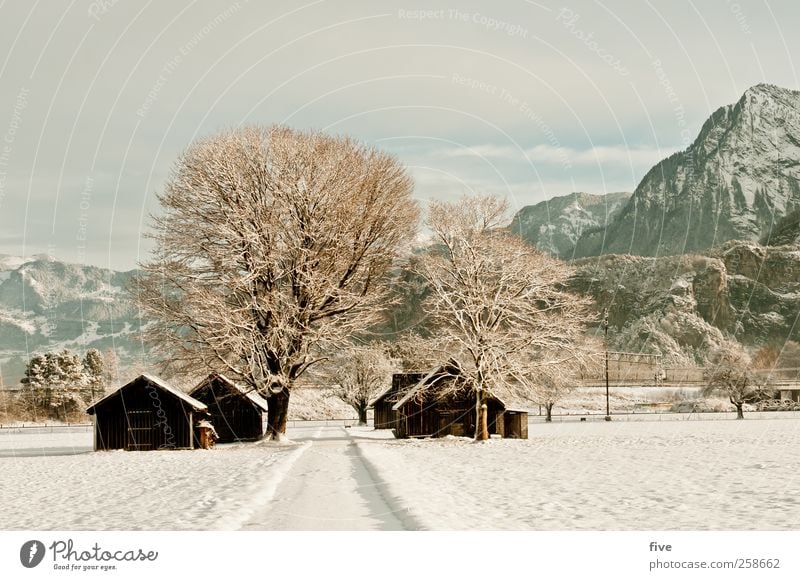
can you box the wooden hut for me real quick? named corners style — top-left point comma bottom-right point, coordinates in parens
top-left (86, 374), bottom-right (207, 451)
top-left (188, 373), bottom-right (269, 443)
top-left (369, 372), bottom-right (425, 430)
top-left (496, 409), bottom-right (529, 439)
top-left (391, 361), bottom-right (505, 438)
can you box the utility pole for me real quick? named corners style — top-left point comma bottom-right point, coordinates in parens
top-left (603, 308), bottom-right (611, 421)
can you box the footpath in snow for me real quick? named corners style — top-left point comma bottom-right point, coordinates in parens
top-left (243, 425), bottom-right (417, 530)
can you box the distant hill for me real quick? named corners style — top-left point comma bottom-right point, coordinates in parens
top-left (509, 191), bottom-right (630, 257)
top-left (0, 256), bottom-right (144, 386)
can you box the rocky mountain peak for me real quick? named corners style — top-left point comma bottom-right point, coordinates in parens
top-left (573, 84), bottom-right (800, 257)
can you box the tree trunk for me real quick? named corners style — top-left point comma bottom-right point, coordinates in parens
top-left (545, 402), bottom-right (554, 423)
top-left (266, 388), bottom-right (290, 440)
top-left (357, 405), bottom-right (368, 426)
top-left (475, 392), bottom-right (489, 441)
top-left (735, 403), bottom-right (744, 420)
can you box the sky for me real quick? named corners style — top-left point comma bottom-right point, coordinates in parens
top-left (0, 0), bottom-right (798, 270)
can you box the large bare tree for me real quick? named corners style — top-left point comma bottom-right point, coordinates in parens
top-left (416, 194), bottom-right (591, 440)
top-left (135, 126), bottom-right (418, 439)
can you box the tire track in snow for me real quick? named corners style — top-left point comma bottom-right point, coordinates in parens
top-left (242, 426), bottom-right (418, 530)
top-left (217, 441), bottom-right (311, 530)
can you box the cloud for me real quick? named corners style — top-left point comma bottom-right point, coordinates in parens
top-left (436, 143), bottom-right (679, 170)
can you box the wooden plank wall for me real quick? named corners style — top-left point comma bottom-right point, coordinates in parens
top-left (94, 378), bottom-right (193, 450)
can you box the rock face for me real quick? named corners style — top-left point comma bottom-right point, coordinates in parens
top-left (569, 241), bottom-right (800, 362)
top-left (0, 256), bottom-right (143, 386)
top-left (509, 192), bottom-right (630, 257)
top-left (574, 84), bottom-right (800, 257)
top-left (764, 208), bottom-right (800, 245)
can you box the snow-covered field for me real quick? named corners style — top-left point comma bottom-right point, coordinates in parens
top-left (0, 428), bottom-right (305, 530)
top-left (358, 418), bottom-right (800, 530)
top-left (2, 418), bottom-right (799, 531)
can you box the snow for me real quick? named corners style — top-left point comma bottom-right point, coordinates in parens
top-left (0, 427), bottom-right (305, 530)
top-left (3, 419), bottom-right (800, 530)
top-left (760, 311), bottom-right (786, 325)
top-left (0, 308), bottom-right (37, 334)
top-left (0, 255), bottom-right (34, 271)
top-left (241, 425), bottom-right (410, 530)
top-left (80, 283), bottom-right (125, 303)
top-left (288, 387), bottom-right (358, 420)
top-left (356, 418), bottom-right (800, 530)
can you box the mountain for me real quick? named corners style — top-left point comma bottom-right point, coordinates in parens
top-left (0, 256), bottom-right (144, 386)
top-left (509, 191), bottom-right (630, 257)
top-left (573, 84), bottom-right (800, 257)
top-left (569, 241), bottom-right (800, 363)
top-left (763, 207), bottom-right (800, 245)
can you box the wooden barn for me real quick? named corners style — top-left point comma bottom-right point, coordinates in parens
top-left (86, 374), bottom-right (208, 451)
top-left (188, 373), bottom-right (269, 443)
top-left (391, 361), bottom-right (506, 439)
top-left (369, 372), bottom-right (425, 430)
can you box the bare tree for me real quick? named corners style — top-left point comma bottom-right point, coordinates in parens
top-left (416, 194), bottom-right (592, 440)
top-left (135, 126), bottom-right (418, 440)
top-left (327, 343), bottom-right (397, 425)
top-left (703, 340), bottom-right (767, 419)
top-left (524, 355), bottom-right (582, 422)
top-left (101, 348), bottom-right (120, 389)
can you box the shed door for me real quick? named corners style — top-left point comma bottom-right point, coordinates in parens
top-left (126, 410), bottom-right (154, 451)
top-left (504, 413), bottom-right (520, 439)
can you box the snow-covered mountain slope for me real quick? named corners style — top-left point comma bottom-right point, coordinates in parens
top-left (574, 84), bottom-right (800, 257)
top-left (509, 191), bottom-right (630, 257)
top-left (0, 257), bottom-right (144, 386)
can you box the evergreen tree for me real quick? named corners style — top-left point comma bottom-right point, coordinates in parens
top-left (83, 349), bottom-right (106, 403)
top-left (20, 354), bottom-right (49, 420)
top-left (46, 350), bottom-right (87, 420)
top-left (19, 349), bottom-right (91, 421)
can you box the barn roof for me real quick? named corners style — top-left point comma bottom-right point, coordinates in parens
top-left (368, 371), bottom-right (428, 409)
top-left (368, 383), bottom-right (396, 408)
top-left (392, 360), bottom-right (465, 411)
top-left (85, 374), bottom-right (208, 415)
top-left (190, 373), bottom-right (270, 413)
top-left (388, 361), bottom-right (534, 412)
top-left (367, 384), bottom-right (406, 408)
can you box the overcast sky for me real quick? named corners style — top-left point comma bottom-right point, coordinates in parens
top-left (0, 0), bottom-right (797, 270)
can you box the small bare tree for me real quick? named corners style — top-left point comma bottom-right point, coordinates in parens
top-left (135, 126), bottom-right (418, 440)
top-left (328, 343), bottom-right (397, 425)
top-left (703, 341), bottom-right (767, 419)
top-left (416, 194), bottom-right (592, 440)
top-left (525, 356), bottom-right (581, 422)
